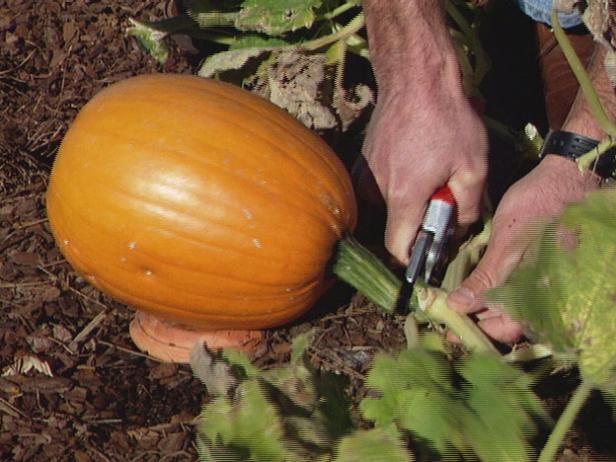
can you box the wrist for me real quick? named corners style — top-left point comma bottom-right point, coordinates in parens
top-left (376, 53), bottom-right (463, 100)
top-left (561, 112), bottom-right (605, 142)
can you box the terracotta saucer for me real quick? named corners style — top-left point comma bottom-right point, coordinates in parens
top-left (129, 311), bottom-right (264, 363)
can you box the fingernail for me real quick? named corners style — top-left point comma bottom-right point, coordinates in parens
top-left (449, 287), bottom-right (476, 309)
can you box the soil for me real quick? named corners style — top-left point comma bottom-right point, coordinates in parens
top-left (0, 1), bottom-right (614, 461)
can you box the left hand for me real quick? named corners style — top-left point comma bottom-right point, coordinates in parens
top-left (447, 154), bottom-right (601, 343)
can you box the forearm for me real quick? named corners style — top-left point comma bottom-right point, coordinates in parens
top-left (564, 47), bottom-right (615, 140)
top-left (363, 0), bottom-right (462, 93)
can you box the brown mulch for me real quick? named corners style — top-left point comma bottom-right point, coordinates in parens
top-left (2, 1), bottom-right (616, 461)
top-left (0, 2), bottom-right (405, 460)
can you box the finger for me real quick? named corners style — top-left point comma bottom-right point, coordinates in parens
top-left (384, 205), bottom-right (425, 265)
top-left (448, 166), bottom-right (487, 225)
top-left (477, 313), bottom-right (524, 344)
top-left (447, 310), bottom-right (524, 345)
top-left (447, 232), bottom-right (526, 314)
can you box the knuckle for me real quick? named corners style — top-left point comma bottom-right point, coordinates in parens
top-left (466, 265), bottom-right (498, 292)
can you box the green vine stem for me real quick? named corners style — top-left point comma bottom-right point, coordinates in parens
top-left (302, 13), bottom-right (365, 52)
top-left (441, 219), bottom-right (492, 292)
top-left (444, 0), bottom-right (489, 86)
top-left (333, 237), bottom-right (497, 354)
top-left (415, 286), bottom-right (498, 354)
top-left (576, 136), bottom-right (616, 172)
top-left (537, 380), bottom-right (594, 462)
top-left (322, 1), bottom-right (359, 21)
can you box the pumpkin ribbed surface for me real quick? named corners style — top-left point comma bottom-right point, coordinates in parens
top-left (46, 74), bottom-right (357, 330)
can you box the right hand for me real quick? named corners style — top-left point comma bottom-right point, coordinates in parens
top-left (355, 87), bottom-right (489, 265)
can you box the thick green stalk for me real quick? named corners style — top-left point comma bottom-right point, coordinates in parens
top-left (332, 237), bottom-right (401, 313)
top-left (333, 238), bottom-right (497, 354)
top-left (537, 380), bottom-right (594, 462)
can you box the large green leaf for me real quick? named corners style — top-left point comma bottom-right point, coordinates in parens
top-left (237, 0), bottom-right (322, 35)
top-left (200, 381), bottom-right (287, 461)
top-left (490, 188), bottom-right (616, 388)
top-left (360, 349), bottom-right (546, 461)
top-left (456, 353), bottom-right (550, 461)
top-left (195, 332), bottom-right (354, 461)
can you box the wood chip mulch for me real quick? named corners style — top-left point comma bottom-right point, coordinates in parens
top-left (0, 2), bottom-right (406, 460)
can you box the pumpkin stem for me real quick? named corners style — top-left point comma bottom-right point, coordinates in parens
top-left (332, 237), bottom-right (403, 314)
top-left (333, 237), bottom-right (497, 354)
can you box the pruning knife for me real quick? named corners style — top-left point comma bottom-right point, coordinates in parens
top-left (405, 185), bottom-right (456, 290)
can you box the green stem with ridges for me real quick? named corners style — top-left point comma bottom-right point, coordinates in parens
top-left (333, 238), bottom-right (497, 354)
top-left (537, 380), bottom-right (594, 462)
top-left (415, 286), bottom-right (498, 354)
top-left (333, 237), bottom-right (401, 313)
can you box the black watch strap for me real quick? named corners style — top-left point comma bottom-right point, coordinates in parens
top-left (539, 130), bottom-right (616, 178)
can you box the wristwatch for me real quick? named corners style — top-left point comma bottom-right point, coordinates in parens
top-left (539, 130), bottom-right (616, 179)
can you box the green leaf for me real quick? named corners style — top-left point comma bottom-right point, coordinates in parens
top-left (222, 348), bottom-right (259, 379)
top-left (200, 381), bottom-right (287, 461)
top-left (286, 415), bottom-right (332, 448)
top-left (360, 349), bottom-right (547, 461)
top-left (333, 429), bottom-right (409, 461)
top-left (359, 350), bottom-right (455, 429)
top-left (237, 0), bottom-right (322, 36)
top-left (126, 18), bottom-right (170, 64)
top-left (196, 332), bottom-right (355, 461)
top-left (397, 387), bottom-right (468, 455)
top-left (333, 428), bottom-right (412, 462)
top-left (490, 188), bottom-right (616, 388)
top-left (457, 353), bottom-right (550, 462)
top-left (291, 330), bottom-right (313, 364)
top-left (261, 358), bottom-right (317, 411)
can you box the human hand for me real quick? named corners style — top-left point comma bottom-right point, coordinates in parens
top-left (447, 154), bottom-right (601, 343)
top-left (355, 88), bottom-right (488, 265)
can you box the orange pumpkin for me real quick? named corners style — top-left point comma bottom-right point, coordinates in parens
top-left (47, 74), bottom-right (357, 330)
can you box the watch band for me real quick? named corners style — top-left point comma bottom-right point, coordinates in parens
top-left (539, 130), bottom-right (616, 178)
